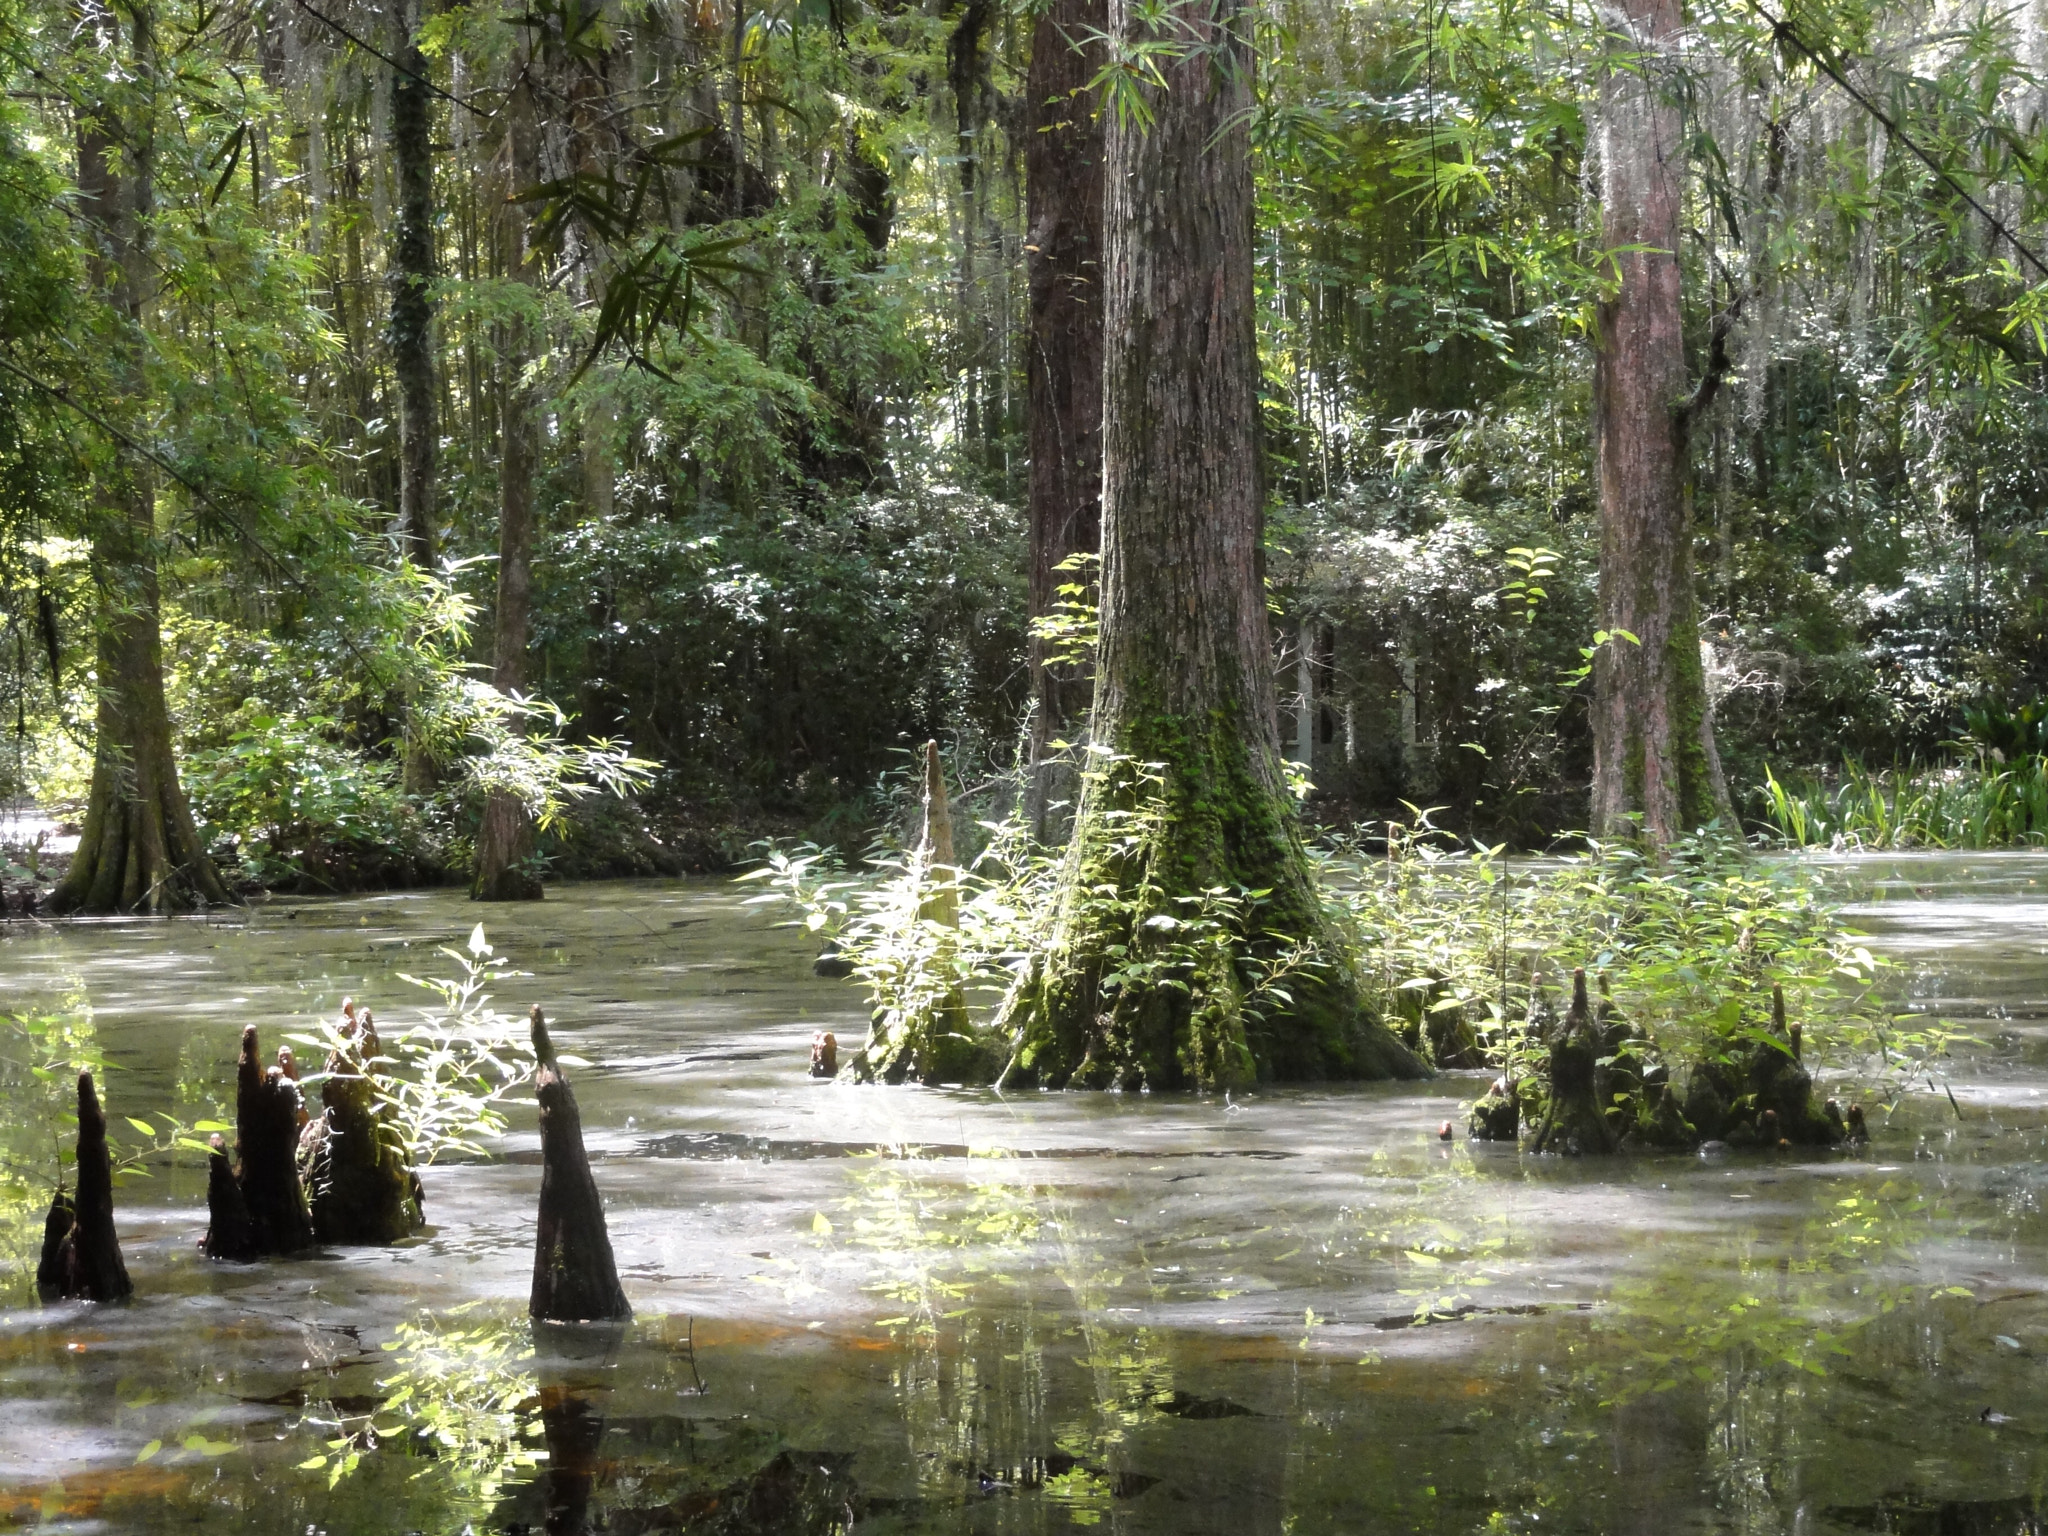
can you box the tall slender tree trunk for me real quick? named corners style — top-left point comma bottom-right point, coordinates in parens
top-left (473, 74), bottom-right (543, 903)
top-left (1021, 0), bottom-right (1105, 839)
top-left (52, 0), bottom-right (230, 916)
top-left (389, 0), bottom-right (438, 576)
top-left (998, 0), bottom-right (1422, 1090)
top-left (390, 0), bottom-right (441, 798)
top-left (1589, 0), bottom-right (1730, 844)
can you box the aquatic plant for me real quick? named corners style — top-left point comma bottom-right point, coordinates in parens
top-left (1344, 817), bottom-right (1959, 1083)
top-left (299, 1306), bottom-right (544, 1511)
top-left (1756, 757), bottom-right (2048, 850)
top-left (285, 924), bottom-right (542, 1170)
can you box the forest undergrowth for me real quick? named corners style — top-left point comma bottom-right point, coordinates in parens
top-left (746, 758), bottom-right (1968, 1139)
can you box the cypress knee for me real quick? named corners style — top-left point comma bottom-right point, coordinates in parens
top-left (38, 1071), bottom-right (133, 1303)
top-left (302, 1006), bottom-right (424, 1244)
top-left (1526, 970), bottom-right (1618, 1155)
top-left (1741, 983), bottom-right (1841, 1146)
top-left (530, 1006), bottom-right (630, 1323)
top-left (202, 1133), bottom-right (258, 1261)
top-left (206, 1025), bottom-right (313, 1257)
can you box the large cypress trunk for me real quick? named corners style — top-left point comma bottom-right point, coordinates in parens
top-left (1021, 0), bottom-right (1105, 837)
top-left (1588, 0), bottom-right (1731, 844)
top-left (51, 0), bottom-right (231, 917)
top-left (473, 76), bottom-right (544, 903)
top-left (998, 0), bottom-right (1422, 1090)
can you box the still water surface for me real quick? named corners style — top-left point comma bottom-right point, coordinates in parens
top-left (3, 858), bottom-right (2048, 1532)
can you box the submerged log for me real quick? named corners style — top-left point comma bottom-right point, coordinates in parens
top-left (1525, 970), bottom-right (1617, 1155)
top-left (531, 1006), bottom-right (631, 1323)
top-left (301, 1006), bottom-right (424, 1245)
top-left (38, 1071), bottom-right (133, 1303)
top-left (204, 1025), bottom-right (313, 1258)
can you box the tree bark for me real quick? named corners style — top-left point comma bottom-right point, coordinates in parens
top-left (1588, 0), bottom-right (1731, 844)
top-left (1022, 0), bottom-right (1106, 838)
top-left (998, 0), bottom-right (1423, 1090)
top-left (50, 0), bottom-right (231, 916)
top-left (37, 1071), bottom-right (133, 1303)
top-left (206, 1025), bottom-right (313, 1257)
top-left (389, 0), bottom-right (438, 576)
top-left (390, 0), bottom-right (441, 799)
top-left (529, 1007), bottom-right (631, 1323)
top-left (474, 74), bottom-right (544, 903)
top-left (300, 1006), bottom-right (425, 1244)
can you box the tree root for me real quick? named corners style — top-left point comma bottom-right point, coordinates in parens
top-left (530, 1006), bottom-right (630, 1323)
top-left (205, 1026), bottom-right (313, 1259)
top-left (37, 1071), bottom-right (132, 1304)
top-left (300, 1003), bottom-right (425, 1245)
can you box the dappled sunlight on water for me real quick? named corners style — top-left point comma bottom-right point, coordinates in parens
top-left (3, 868), bottom-right (2048, 1531)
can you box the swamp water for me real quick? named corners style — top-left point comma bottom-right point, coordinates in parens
top-left (2, 862), bottom-right (2048, 1532)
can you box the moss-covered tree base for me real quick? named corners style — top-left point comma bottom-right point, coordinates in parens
top-left (1524, 972), bottom-right (1618, 1155)
top-left (1482, 979), bottom-right (1849, 1156)
top-left (994, 744), bottom-right (1425, 1092)
top-left (298, 1009), bottom-right (424, 1245)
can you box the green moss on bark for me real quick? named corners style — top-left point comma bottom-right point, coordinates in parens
top-left (998, 721), bottom-right (1424, 1090)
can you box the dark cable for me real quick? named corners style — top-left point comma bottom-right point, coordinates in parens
top-left (1741, 0), bottom-right (2048, 281)
top-left (287, 0), bottom-right (495, 119)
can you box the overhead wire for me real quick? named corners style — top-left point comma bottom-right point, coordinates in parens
top-left (286, 0), bottom-right (496, 119)
top-left (1738, 0), bottom-right (2048, 281)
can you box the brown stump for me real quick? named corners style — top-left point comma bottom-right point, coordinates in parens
top-left (38, 1071), bottom-right (133, 1303)
top-left (301, 1006), bottom-right (424, 1245)
top-left (204, 1025), bottom-right (313, 1258)
top-left (1741, 985), bottom-right (1841, 1147)
top-left (202, 1134), bottom-right (258, 1261)
top-left (1467, 1076), bottom-right (1520, 1141)
top-left (809, 1031), bottom-right (838, 1079)
top-left (1526, 970), bottom-right (1618, 1155)
top-left (530, 1006), bottom-right (630, 1323)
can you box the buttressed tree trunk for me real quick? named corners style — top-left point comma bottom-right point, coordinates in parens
top-left (51, 0), bottom-right (232, 916)
top-left (474, 73), bottom-right (544, 902)
top-left (1589, 0), bottom-right (1732, 844)
top-left (1022, 0), bottom-right (1105, 838)
top-left (999, 0), bottom-right (1423, 1090)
